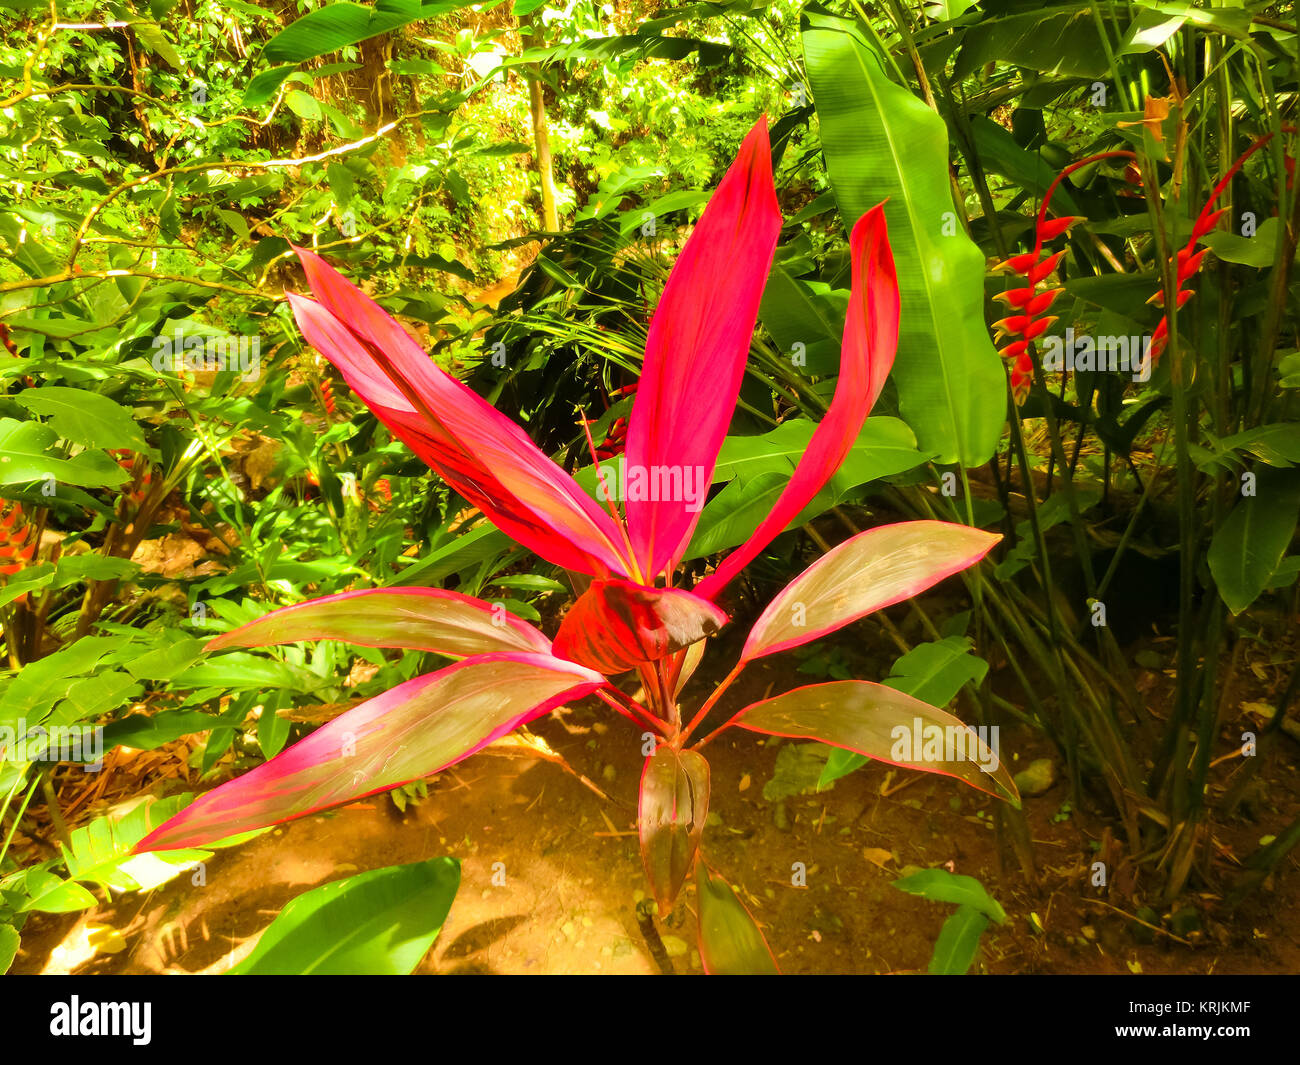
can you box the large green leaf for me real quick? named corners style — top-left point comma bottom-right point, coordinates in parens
top-left (262, 1), bottom-right (471, 64)
top-left (1207, 467), bottom-right (1300, 614)
top-left (954, 6), bottom-right (1110, 79)
top-left (759, 261), bottom-right (849, 375)
top-left (15, 387), bottom-right (147, 452)
top-left (0, 419), bottom-right (127, 488)
top-left (969, 117), bottom-right (1079, 213)
top-left (230, 858), bottom-right (460, 975)
top-left (803, 13), bottom-right (1005, 466)
top-left (18, 870), bottom-right (98, 914)
top-left (686, 417), bottom-right (931, 558)
top-left (694, 859), bottom-right (779, 975)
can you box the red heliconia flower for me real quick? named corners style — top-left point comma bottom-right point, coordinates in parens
top-left (1027, 252), bottom-right (1066, 286)
top-left (136, 120), bottom-right (1015, 964)
top-left (0, 499), bottom-right (37, 602)
top-left (1036, 215), bottom-right (1085, 242)
top-left (1145, 128), bottom-right (1295, 366)
top-left (987, 154), bottom-right (1140, 403)
top-left (1146, 287), bottom-right (1195, 310)
top-left (991, 287), bottom-right (1037, 311)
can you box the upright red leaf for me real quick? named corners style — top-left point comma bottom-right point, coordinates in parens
top-left (695, 203), bottom-right (900, 600)
top-left (134, 654), bottom-right (604, 852)
top-left (623, 118), bottom-right (783, 581)
top-left (288, 254), bottom-right (629, 579)
top-left (551, 578), bottom-right (727, 675)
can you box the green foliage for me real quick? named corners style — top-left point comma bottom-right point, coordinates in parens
top-left (892, 868), bottom-right (1005, 974)
top-left (229, 857), bottom-right (460, 975)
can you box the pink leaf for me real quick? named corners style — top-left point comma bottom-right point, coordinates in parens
top-left (741, 520), bottom-right (999, 662)
top-left (623, 118), bottom-right (783, 580)
top-left (551, 578), bottom-right (727, 675)
top-left (205, 587), bottom-right (552, 658)
top-left (288, 255), bottom-right (629, 579)
top-left (134, 654), bottom-right (604, 852)
top-left (694, 203), bottom-right (899, 601)
top-left (732, 680), bottom-right (1020, 805)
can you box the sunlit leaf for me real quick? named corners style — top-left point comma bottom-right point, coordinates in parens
top-left (743, 521), bottom-right (999, 661)
top-left (731, 680), bottom-right (1019, 805)
top-left (231, 858), bottom-right (460, 975)
top-left (695, 858), bottom-right (779, 975)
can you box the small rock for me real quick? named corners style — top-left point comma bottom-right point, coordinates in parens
top-left (1081, 924), bottom-right (1098, 941)
top-left (705, 811), bottom-right (723, 828)
top-left (1014, 758), bottom-right (1057, 797)
top-left (661, 935), bottom-right (689, 959)
top-left (601, 764), bottom-right (617, 782)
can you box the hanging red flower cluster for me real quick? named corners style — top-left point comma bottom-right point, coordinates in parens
top-left (991, 152), bottom-right (1136, 403)
top-left (1147, 128), bottom-right (1294, 365)
top-left (0, 500), bottom-right (37, 604)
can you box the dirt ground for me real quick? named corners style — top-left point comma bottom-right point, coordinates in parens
top-left (11, 638), bottom-right (1300, 976)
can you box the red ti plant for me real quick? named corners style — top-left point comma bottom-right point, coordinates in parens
top-left (137, 119), bottom-right (1017, 972)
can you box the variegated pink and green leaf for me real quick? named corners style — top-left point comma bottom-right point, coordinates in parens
top-left (742, 521), bottom-right (1000, 661)
top-left (206, 587), bottom-right (552, 659)
top-left (135, 654), bottom-right (603, 853)
top-left (731, 679), bottom-right (1019, 805)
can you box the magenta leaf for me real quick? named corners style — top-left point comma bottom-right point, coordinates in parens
top-left (694, 204), bottom-right (900, 600)
top-left (134, 654), bottom-right (604, 852)
top-left (638, 747), bottom-right (709, 914)
top-left (741, 520), bottom-right (1000, 662)
top-left (624, 118), bottom-right (783, 579)
top-left (287, 256), bottom-right (629, 579)
top-left (205, 587), bottom-right (552, 658)
top-left (731, 680), bottom-right (1020, 805)
top-left (694, 857), bottom-right (780, 975)
top-left (552, 579), bottom-right (727, 675)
